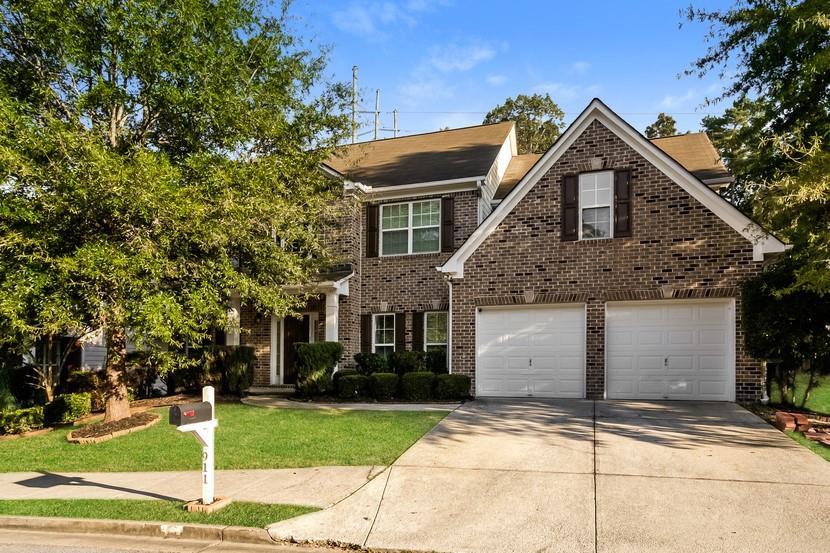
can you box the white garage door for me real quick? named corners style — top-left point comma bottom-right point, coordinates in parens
top-left (606, 300), bottom-right (734, 401)
top-left (476, 305), bottom-right (585, 398)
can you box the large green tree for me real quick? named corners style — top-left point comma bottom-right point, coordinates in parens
top-left (0, 1), bottom-right (349, 421)
top-left (483, 93), bottom-right (565, 154)
top-left (687, 0), bottom-right (830, 294)
top-left (644, 112), bottom-right (678, 138)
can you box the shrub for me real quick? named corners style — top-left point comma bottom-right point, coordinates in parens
top-left (370, 372), bottom-right (398, 400)
top-left (333, 369), bottom-right (359, 385)
top-left (44, 392), bottom-right (92, 425)
top-left (66, 370), bottom-right (106, 411)
top-left (201, 346), bottom-right (255, 395)
top-left (295, 342), bottom-right (343, 396)
top-left (425, 349), bottom-right (448, 374)
top-left (401, 371), bottom-right (435, 401)
top-left (336, 374), bottom-right (369, 399)
top-left (390, 350), bottom-right (425, 375)
top-left (434, 374), bottom-right (471, 400)
top-left (170, 345), bottom-right (256, 396)
top-left (0, 365), bottom-right (17, 412)
top-left (353, 352), bottom-right (388, 375)
top-left (0, 406), bottom-right (44, 434)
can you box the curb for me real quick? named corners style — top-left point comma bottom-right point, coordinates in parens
top-left (0, 515), bottom-right (274, 545)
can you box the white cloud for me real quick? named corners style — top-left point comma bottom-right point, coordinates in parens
top-left (570, 61), bottom-right (591, 75)
top-left (486, 74), bottom-right (507, 86)
top-left (398, 76), bottom-right (455, 105)
top-left (532, 82), bottom-right (580, 100)
top-left (658, 89), bottom-right (697, 109)
top-left (428, 42), bottom-right (495, 72)
top-left (331, 0), bottom-right (448, 39)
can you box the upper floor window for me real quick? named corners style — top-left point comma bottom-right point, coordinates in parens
top-left (579, 171), bottom-right (613, 239)
top-left (381, 199), bottom-right (441, 255)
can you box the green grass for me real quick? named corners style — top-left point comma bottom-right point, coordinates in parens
top-left (0, 499), bottom-right (316, 528)
top-left (786, 431), bottom-right (830, 463)
top-left (0, 403), bottom-right (445, 472)
top-left (770, 373), bottom-right (830, 415)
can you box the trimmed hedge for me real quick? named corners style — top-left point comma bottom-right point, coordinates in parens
top-left (425, 349), bottom-right (448, 374)
top-left (435, 374), bottom-right (471, 400)
top-left (370, 372), bottom-right (398, 400)
top-left (336, 374), bottom-right (369, 399)
top-left (0, 406), bottom-right (44, 434)
top-left (390, 350), bottom-right (425, 375)
top-left (353, 352), bottom-right (387, 375)
top-left (401, 371), bottom-right (435, 401)
top-left (44, 393), bottom-right (92, 424)
top-left (295, 342), bottom-right (343, 396)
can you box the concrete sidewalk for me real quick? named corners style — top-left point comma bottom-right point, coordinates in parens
top-left (0, 466), bottom-right (385, 508)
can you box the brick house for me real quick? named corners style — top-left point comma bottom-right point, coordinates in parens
top-left (242, 99), bottom-right (786, 402)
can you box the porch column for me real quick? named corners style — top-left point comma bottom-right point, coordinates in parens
top-left (226, 293), bottom-right (241, 346)
top-left (325, 290), bottom-right (339, 342)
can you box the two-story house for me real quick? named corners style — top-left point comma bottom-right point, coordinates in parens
top-left (242, 99), bottom-right (786, 403)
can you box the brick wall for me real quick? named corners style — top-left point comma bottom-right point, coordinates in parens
top-left (451, 119), bottom-right (763, 402)
top-left (357, 191), bottom-right (480, 355)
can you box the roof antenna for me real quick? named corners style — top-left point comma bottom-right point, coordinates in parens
top-left (373, 89), bottom-right (380, 141)
top-left (351, 66), bottom-right (358, 144)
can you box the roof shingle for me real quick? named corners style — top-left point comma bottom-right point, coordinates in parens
top-left (326, 121), bottom-right (514, 187)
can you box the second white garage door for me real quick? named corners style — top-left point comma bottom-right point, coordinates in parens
top-left (476, 305), bottom-right (585, 398)
top-left (606, 300), bottom-right (734, 401)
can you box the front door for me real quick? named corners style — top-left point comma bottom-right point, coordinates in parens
top-left (282, 315), bottom-right (310, 385)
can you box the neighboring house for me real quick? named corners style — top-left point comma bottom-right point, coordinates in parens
top-left (241, 98), bottom-right (786, 403)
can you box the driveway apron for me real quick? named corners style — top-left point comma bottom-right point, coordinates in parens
top-left (269, 399), bottom-right (830, 553)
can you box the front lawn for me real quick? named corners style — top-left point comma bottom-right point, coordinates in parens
top-left (0, 403), bottom-right (444, 472)
top-left (770, 373), bottom-right (830, 415)
top-left (786, 431), bottom-right (830, 463)
top-left (0, 499), bottom-right (315, 528)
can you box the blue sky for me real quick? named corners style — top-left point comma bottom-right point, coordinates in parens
top-left (288, 0), bottom-right (735, 139)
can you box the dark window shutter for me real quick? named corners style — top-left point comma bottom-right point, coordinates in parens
top-left (361, 314), bottom-right (372, 353)
top-left (561, 175), bottom-right (579, 241)
top-left (394, 312), bottom-right (406, 351)
top-left (412, 312), bottom-right (425, 351)
top-left (366, 204), bottom-right (379, 257)
top-left (614, 170), bottom-right (632, 237)
top-left (441, 197), bottom-right (454, 252)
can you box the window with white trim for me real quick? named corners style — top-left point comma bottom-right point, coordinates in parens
top-left (380, 199), bottom-right (440, 255)
top-left (372, 313), bottom-right (395, 357)
top-left (579, 171), bottom-right (613, 239)
top-left (425, 312), bottom-right (448, 353)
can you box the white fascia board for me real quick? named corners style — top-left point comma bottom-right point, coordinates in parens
top-left (366, 176), bottom-right (484, 201)
top-left (439, 99), bottom-right (787, 278)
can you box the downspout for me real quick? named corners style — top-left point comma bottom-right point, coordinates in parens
top-left (445, 274), bottom-right (453, 374)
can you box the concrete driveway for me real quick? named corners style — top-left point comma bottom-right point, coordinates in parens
top-left (268, 400), bottom-right (830, 553)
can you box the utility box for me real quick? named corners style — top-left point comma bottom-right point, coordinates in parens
top-left (169, 401), bottom-right (213, 427)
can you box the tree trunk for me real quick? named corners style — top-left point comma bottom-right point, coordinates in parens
top-left (104, 326), bottom-right (131, 422)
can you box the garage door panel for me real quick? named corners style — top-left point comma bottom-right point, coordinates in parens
top-left (606, 301), bottom-right (733, 401)
top-left (700, 330), bottom-right (727, 346)
top-left (476, 306), bottom-right (585, 398)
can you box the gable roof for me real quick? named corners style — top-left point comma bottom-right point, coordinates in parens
top-left (651, 132), bottom-right (732, 184)
top-left (439, 99), bottom-right (788, 278)
top-left (326, 121), bottom-right (514, 188)
top-left (494, 153), bottom-right (542, 201)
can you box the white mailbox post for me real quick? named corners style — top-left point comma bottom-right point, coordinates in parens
top-left (169, 386), bottom-right (222, 509)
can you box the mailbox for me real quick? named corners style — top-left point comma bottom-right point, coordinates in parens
top-left (169, 401), bottom-right (213, 427)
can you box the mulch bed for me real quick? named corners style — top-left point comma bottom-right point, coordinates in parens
top-left (67, 411), bottom-right (160, 445)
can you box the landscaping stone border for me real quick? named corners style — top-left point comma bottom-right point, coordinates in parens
top-left (0, 427), bottom-right (53, 441)
top-left (67, 412), bottom-right (160, 445)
